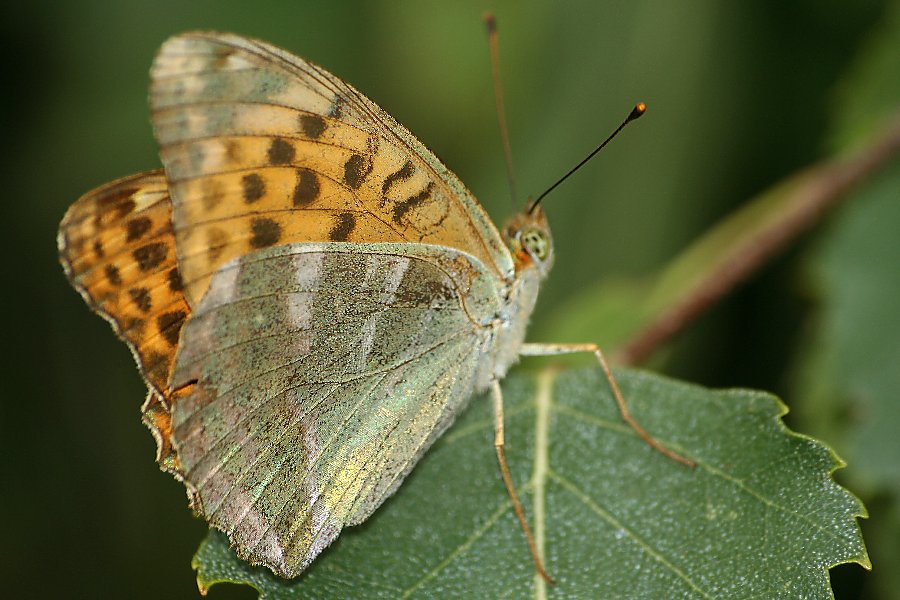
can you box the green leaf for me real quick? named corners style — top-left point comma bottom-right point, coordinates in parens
top-left (193, 368), bottom-right (868, 598)
top-left (828, 1), bottom-right (900, 153)
top-left (793, 163), bottom-right (900, 492)
top-left (793, 0), bottom-right (900, 475)
top-left (790, 6), bottom-right (900, 596)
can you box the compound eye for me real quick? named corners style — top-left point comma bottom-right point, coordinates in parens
top-left (521, 228), bottom-right (549, 261)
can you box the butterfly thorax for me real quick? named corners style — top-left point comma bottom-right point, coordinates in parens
top-left (479, 206), bottom-right (554, 388)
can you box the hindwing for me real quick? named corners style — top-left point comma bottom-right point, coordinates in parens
top-left (58, 171), bottom-right (191, 473)
top-left (58, 171), bottom-right (189, 398)
top-left (169, 243), bottom-right (501, 576)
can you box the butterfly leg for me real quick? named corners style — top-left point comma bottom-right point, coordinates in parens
top-left (519, 343), bottom-right (695, 467)
top-left (492, 380), bottom-right (555, 585)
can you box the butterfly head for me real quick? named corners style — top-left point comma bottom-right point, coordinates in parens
top-left (502, 204), bottom-right (554, 278)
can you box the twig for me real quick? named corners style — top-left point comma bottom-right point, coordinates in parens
top-left (617, 113), bottom-right (900, 365)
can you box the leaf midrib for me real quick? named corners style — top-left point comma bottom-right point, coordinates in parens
top-left (531, 369), bottom-right (553, 600)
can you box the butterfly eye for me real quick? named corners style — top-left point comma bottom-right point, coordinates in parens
top-left (521, 228), bottom-right (550, 261)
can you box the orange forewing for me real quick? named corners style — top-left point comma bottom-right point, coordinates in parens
top-left (150, 32), bottom-right (512, 306)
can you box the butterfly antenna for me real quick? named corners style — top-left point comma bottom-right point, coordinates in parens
top-left (528, 103), bottom-right (646, 214)
top-left (484, 13), bottom-right (519, 209)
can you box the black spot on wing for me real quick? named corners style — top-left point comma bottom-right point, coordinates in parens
top-left (98, 187), bottom-right (139, 217)
top-left (293, 168), bottom-right (320, 207)
top-left (167, 267), bottom-right (183, 292)
top-left (97, 187), bottom-right (135, 208)
top-left (242, 173), bottom-right (266, 204)
top-left (126, 216), bottom-right (152, 242)
top-left (344, 154), bottom-right (372, 190)
top-left (129, 287), bottom-right (152, 313)
top-left (133, 242), bottom-right (167, 272)
top-left (299, 114), bottom-right (326, 138)
top-left (392, 182), bottom-right (435, 225)
top-left (157, 310), bottom-right (186, 346)
top-left (381, 161), bottom-right (415, 195)
top-left (267, 139), bottom-right (296, 165)
top-left (249, 217), bottom-right (282, 248)
top-left (329, 213), bottom-right (356, 241)
top-left (115, 198), bottom-right (137, 217)
top-left (105, 264), bottom-right (122, 286)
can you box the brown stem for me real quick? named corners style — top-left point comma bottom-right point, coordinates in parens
top-left (617, 113), bottom-right (900, 365)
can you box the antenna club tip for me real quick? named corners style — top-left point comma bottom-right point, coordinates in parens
top-left (628, 102), bottom-right (647, 122)
top-left (484, 12), bottom-right (497, 32)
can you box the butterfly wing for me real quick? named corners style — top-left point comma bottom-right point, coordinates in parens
top-left (169, 242), bottom-right (501, 577)
top-left (58, 171), bottom-right (189, 473)
top-left (58, 170), bottom-right (191, 399)
top-left (150, 31), bottom-right (515, 307)
top-left (63, 32), bottom-right (519, 578)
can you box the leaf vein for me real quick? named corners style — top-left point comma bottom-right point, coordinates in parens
top-left (400, 495), bottom-right (519, 598)
top-left (549, 471), bottom-right (713, 599)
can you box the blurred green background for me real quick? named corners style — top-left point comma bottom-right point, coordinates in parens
top-left (4, 0), bottom-right (897, 598)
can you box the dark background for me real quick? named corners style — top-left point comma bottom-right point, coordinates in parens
top-left (2, 1), bottom-right (890, 598)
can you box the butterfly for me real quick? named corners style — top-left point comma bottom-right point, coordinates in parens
top-left (58, 31), bottom-right (689, 580)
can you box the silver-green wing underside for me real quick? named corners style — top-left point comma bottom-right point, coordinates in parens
top-left (170, 242), bottom-right (502, 578)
